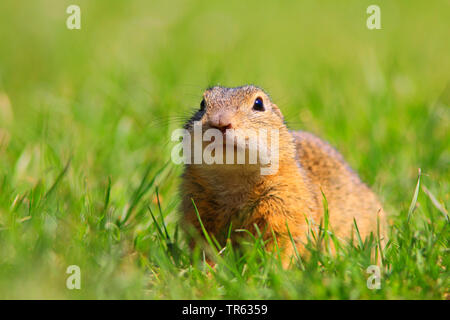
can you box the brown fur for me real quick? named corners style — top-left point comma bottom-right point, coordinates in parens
top-left (180, 85), bottom-right (385, 265)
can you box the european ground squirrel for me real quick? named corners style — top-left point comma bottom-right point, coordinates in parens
top-left (180, 85), bottom-right (385, 265)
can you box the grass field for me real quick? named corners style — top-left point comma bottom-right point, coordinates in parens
top-left (0, 0), bottom-right (448, 299)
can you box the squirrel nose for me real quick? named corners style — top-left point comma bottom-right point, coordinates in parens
top-left (210, 114), bottom-right (233, 132)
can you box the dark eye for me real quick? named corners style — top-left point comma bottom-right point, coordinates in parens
top-left (200, 99), bottom-right (206, 111)
top-left (252, 97), bottom-right (265, 111)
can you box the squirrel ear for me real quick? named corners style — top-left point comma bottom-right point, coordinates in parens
top-left (271, 103), bottom-right (284, 119)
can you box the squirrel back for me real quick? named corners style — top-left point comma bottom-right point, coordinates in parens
top-left (292, 131), bottom-right (385, 240)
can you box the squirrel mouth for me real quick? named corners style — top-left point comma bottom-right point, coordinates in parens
top-left (210, 124), bottom-right (232, 135)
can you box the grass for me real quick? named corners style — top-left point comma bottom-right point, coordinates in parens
top-left (0, 0), bottom-right (448, 299)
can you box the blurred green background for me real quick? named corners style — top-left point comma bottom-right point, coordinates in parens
top-left (0, 0), bottom-right (448, 299)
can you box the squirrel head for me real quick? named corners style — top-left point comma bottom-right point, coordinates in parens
top-left (182, 85), bottom-right (294, 175)
top-left (186, 85), bottom-right (285, 132)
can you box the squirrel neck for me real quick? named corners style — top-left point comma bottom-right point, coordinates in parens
top-left (186, 129), bottom-right (317, 212)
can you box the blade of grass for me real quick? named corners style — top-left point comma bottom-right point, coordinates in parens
top-left (422, 185), bottom-right (449, 222)
top-left (155, 187), bottom-right (171, 241)
top-left (376, 209), bottom-right (385, 265)
top-left (285, 221), bottom-right (305, 271)
top-left (101, 176), bottom-right (111, 217)
top-left (270, 228), bottom-right (283, 266)
top-left (191, 198), bottom-right (219, 253)
top-left (121, 162), bottom-right (169, 226)
top-left (353, 218), bottom-right (364, 250)
top-left (407, 168), bottom-right (421, 223)
top-left (147, 205), bottom-right (165, 239)
top-left (44, 157), bottom-right (71, 199)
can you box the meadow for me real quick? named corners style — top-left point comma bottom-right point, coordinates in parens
top-left (0, 0), bottom-right (448, 299)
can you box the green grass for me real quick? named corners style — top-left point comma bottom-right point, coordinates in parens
top-left (0, 0), bottom-right (448, 299)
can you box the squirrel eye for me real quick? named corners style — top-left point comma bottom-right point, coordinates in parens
top-left (200, 99), bottom-right (206, 111)
top-left (252, 97), bottom-right (265, 111)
